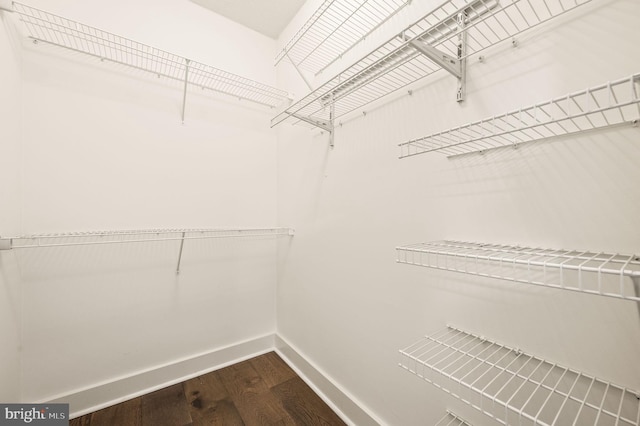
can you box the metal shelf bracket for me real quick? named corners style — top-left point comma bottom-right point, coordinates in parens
top-left (404, 10), bottom-right (468, 102)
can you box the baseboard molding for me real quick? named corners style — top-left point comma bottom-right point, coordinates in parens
top-left (46, 333), bottom-right (381, 425)
top-left (48, 333), bottom-right (276, 419)
top-left (274, 334), bottom-right (383, 426)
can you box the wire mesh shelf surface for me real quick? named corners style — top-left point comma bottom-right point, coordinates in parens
top-left (1, 227), bottom-right (294, 249)
top-left (436, 411), bottom-right (474, 426)
top-left (275, 0), bottom-right (411, 76)
top-left (400, 73), bottom-right (640, 158)
top-left (272, 0), bottom-right (592, 128)
top-left (10, 2), bottom-right (289, 108)
top-left (396, 240), bottom-right (640, 302)
top-left (400, 326), bottom-right (640, 426)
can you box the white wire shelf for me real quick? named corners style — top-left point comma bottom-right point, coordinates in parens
top-left (272, 0), bottom-right (592, 130)
top-left (275, 0), bottom-right (411, 76)
top-left (400, 73), bottom-right (640, 158)
top-left (0, 227), bottom-right (294, 273)
top-left (436, 410), bottom-right (473, 426)
top-left (5, 2), bottom-right (289, 112)
top-left (0, 227), bottom-right (294, 250)
top-left (396, 240), bottom-right (640, 302)
top-left (400, 326), bottom-right (640, 426)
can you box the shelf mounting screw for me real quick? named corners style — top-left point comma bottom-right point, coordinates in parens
top-left (512, 39), bottom-right (519, 48)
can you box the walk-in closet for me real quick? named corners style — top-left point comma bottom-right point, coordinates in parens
top-left (1, 0), bottom-right (638, 424)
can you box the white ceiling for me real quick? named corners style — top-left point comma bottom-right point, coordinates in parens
top-left (189, 0), bottom-right (306, 39)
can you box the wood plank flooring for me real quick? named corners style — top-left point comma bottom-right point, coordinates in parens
top-left (70, 352), bottom-right (346, 426)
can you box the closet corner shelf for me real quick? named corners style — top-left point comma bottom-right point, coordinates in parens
top-left (396, 240), bottom-right (640, 302)
top-left (275, 0), bottom-right (411, 77)
top-left (271, 0), bottom-right (592, 141)
top-left (399, 73), bottom-right (640, 158)
top-left (399, 325), bottom-right (640, 426)
top-left (436, 410), bottom-right (474, 426)
top-left (4, 2), bottom-right (290, 116)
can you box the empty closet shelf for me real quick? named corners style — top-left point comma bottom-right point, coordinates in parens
top-left (272, 0), bottom-right (592, 128)
top-left (399, 73), bottom-right (640, 158)
top-left (0, 227), bottom-right (295, 249)
top-left (6, 2), bottom-right (289, 109)
top-left (275, 0), bottom-right (411, 76)
top-left (396, 240), bottom-right (640, 302)
top-left (399, 326), bottom-right (640, 426)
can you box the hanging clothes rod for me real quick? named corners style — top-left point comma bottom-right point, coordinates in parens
top-left (0, 227), bottom-right (295, 250)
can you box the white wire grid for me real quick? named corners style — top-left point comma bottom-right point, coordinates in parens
top-left (436, 410), bottom-right (474, 425)
top-left (272, 0), bottom-right (592, 127)
top-left (275, 0), bottom-right (411, 76)
top-left (400, 74), bottom-right (640, 158)
top-left (1, 228), bottom-right (294, 249)
top-left (399, 326), bottom-right (640, 426)
top-left (396, 240), bottom-right (640, 302)
top-left (10, 2), bottom-right (289, 108)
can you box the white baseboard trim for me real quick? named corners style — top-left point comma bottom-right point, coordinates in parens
top-left (45, 333), bottom-right (381, 425)
top-left (274, 334), bottom-right (383, 426)
top-left (48, 333), bottom-right (275, 419)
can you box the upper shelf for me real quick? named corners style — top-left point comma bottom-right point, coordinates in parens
top-left (0, 227), bottom-right (294, 250)
top-left (272, 0), bottom-right (593, 129)
top-left (275, 0), bottom-right (411, 77)
top-left (399, 73), bottom-right (640, 158)
top-left (5, 2), bottom-right (289, 110)
top-left (396, 240), bottom-right (640, 302)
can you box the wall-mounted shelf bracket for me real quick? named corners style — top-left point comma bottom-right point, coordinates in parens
top-left (287, 113), bottom-right (333, 133)
top-left (287, 100), bottom-right (335, 148)
top-left (404, 10), bottom-right (468, 102)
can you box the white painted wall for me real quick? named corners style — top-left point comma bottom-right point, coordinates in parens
top-left (276, 0), bottom-right (640, 424)
top-left (0, 0), bottom-right (283, 408)
top-left (0, 10), bottom-right (23, 402)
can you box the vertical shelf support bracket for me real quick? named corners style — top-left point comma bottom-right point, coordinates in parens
top-left (404, 11), bottom-right (468, 102)
top-left (285, 112), bottom-right (335, 147)
top-left (176, 231), bottom-right (186, 274)
top-left (329, 92), bottom-right (335, 148)
top-left (181, 59), bottom-right (190, 124)
top-left (456, 11), bottom-right (467, 102)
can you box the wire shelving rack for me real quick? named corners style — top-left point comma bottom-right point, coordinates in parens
top-left (0, 228), bottom-right (295, 273)
top-left (0, 228), bottom-right (294, 250)
top-left (399, 326), bottom-right (640, 426)
top-left (4, 2), bottom-right (289, 117)
top-left (396, 240), bottom-right (640, 302)
top-left (271, 0), bottom-right (593, 136)
top-left (275, 0), bottom-right (411, 77)
top-left (399, 73), bottom-right (640, 158)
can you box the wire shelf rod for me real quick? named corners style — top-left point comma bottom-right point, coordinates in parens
top-left (400, 73), bottom-right (640, 158)
top-left (9, 2), bottom-right (289, 109)
top-left (0, 228), bottom-right (295, 249)
top-left (272, 0), bottom-right (592, 130)
top-left (275, 0), bottom-right (411, 76)
top-left (396, 240), bottom-right (640, 302)
top-left (400, 326), bottom-right (640, 426)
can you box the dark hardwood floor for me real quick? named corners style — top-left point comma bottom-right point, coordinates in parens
top-left (70, 352), bottom-right (346, 426)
